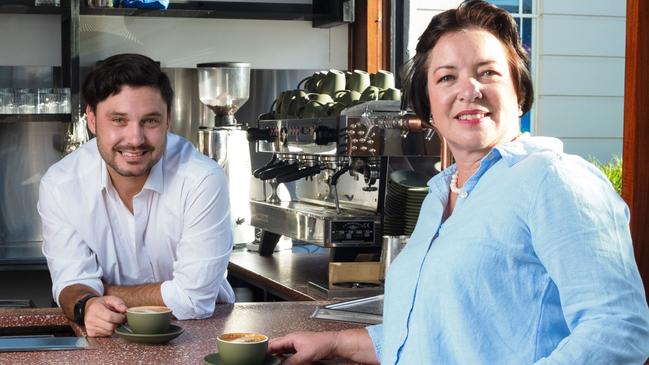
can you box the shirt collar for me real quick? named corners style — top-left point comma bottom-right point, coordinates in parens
top-left (426, 133), bottom-right (564, 191)
top-left (143, 155), bottom-right (164, 194)
top-left (493, 133), bottom-right (564, 167)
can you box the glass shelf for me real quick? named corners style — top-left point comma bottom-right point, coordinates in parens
top-left (0, 0), bottom-right (66, 14)
top-left (0, 114), bottom-right (71, 123)
top-left (80, 1), bottom-right (312, 20)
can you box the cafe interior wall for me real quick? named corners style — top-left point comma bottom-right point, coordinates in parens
top-left (0, 13), bottom-right (348, 307)
top-left (408, 0), bottom-right (626, 163)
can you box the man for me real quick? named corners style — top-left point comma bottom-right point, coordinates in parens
top-left (38, 53), bottom-right (235, 337)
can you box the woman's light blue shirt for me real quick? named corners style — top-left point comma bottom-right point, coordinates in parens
top-left (367, 136), bottom-right (649, 364)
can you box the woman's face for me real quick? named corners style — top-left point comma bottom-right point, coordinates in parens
top-left (427, 29), bottom-right (521, 158)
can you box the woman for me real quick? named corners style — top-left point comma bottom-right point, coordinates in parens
top-left (269, 1), bottom-right (649, 364)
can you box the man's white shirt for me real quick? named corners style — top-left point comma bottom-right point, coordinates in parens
top-left (38, 133), bottom-right (235, 319)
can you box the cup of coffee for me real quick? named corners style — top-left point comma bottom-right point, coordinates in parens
top-left (126, 306), bottom-right (172, 334)
top-left (217, 332), bottom-right (269, 365)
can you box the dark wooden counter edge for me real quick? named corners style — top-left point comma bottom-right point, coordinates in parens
top-left (227, 261), bottom-right (317, 301)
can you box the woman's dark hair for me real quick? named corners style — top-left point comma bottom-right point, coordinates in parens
top-left (402, 0), bottom-right (533, 122)
top-left (82, 53), bottom-right (174, 112)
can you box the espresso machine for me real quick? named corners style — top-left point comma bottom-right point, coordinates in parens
top-left (247, 100), bottom-right (443, 298)
top-left (196, 62), bottom-right (255, 246)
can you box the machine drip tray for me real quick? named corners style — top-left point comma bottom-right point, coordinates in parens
top-left (307, 281), bottom-right (383, 299)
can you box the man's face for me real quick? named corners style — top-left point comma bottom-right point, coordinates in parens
top-left (87, 85), bottom-right (171, 181)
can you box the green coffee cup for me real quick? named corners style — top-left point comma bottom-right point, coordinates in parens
top-left (301, 100), bottom-right (328, 118)
top-left (126, 306), bottom-right (172, 334)
top-left (217, 332), bottom-right (269, 365)
top-left (328, 101), bottom-right (347, 117)
top-left (347, 70), bottom-right (371, 93)
top-left (300, 71), bottom-right (326, 93)
top-left (371, 70), bottom-right (395, 89)
top-left (334, 89), bottom-right (361, 106)
top-left (318, 70), bottom-right (346, 97)
top-left (380, 87), bottom-right (401, 101)
top-left (360, 86), bottom-right (381, 102)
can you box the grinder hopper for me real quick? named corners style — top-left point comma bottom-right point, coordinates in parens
top-left (197, 62), bottom-right (251, 127)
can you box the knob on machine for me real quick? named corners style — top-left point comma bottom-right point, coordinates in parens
top-left (247, 127), bottom-right (276, 142)
top-left (313, 126), bottom-right (338, 145)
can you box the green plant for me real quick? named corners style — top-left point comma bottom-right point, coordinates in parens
top-left (590, 155), bottom-right (623, 195)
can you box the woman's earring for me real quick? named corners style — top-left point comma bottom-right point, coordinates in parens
top-left (518, 106), bottom-right (523, 117)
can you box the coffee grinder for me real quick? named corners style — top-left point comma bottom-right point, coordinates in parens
top-left (197, 62), bottom-right (255, 246)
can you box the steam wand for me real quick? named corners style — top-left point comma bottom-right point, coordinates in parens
top-left (329, 164), bottom-right (351, 214)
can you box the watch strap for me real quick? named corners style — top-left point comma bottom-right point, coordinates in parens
top-left (74, 293), bottom-right (98, 325)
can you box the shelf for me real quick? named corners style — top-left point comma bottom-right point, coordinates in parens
top-left (0, 0), bottom-right (67, 14)
top-left (0, 114), bottom-right (71, 123)
top-left (81, 1), bottom-right (312, 20)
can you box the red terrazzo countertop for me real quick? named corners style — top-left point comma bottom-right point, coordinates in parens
top-left (0, 302), bottom-right (366, 364)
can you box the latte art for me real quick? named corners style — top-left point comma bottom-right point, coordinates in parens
top-left (220, 333), bottom-right (267, 344)
top-left (127, 306), bottom-right (171, 314)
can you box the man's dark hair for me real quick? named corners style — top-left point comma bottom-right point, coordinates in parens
top-left (82, 53), bottom-right (174, 112)
top-left (402, 0), bottom-right (534, 123)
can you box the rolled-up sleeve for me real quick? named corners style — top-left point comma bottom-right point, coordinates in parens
top-left (38, 178), bottom-right (104, 304)
top-left (529, 158), bottom-right (649, 364)
top-left (160, 168), bottom-right (234, 319)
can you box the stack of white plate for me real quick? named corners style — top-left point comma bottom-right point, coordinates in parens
top-left (383, 170), bottom-right (430, 236)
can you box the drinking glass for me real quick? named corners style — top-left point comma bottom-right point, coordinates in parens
top-left (59, 88), bottom-right (71, 113)
top-left (0, 89), bottom-right (16, 114)
top-left (16, 88), bottom-right (37, 114)
top-left (38, 88), bottom-right (56, 114)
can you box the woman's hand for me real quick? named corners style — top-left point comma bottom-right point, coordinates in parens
top-left (269, 331), bottom-right (338, 365)
top-left (269, 328), bottom-right (379, 365)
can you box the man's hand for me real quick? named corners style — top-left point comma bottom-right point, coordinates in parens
top-left (83, 296), bottom-right (127, 337)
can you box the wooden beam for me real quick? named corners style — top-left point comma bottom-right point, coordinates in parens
top-left (350, 0), bottom-right (389, 72)
top-left (622, 0), bottom-right (649, 296)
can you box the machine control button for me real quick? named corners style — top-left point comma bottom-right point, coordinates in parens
top-left (246, 128), bottom-right (276, 142)
top-left (313, 126), bottom-right (338, 145)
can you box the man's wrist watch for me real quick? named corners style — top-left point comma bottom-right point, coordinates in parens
top-left (73, 294), bottom-right (98, 325)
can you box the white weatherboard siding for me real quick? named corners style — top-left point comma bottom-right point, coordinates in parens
top-left (542, 0), bottom-right (626, 17)
top-left (0, 15), bottom-right (348, 70)
top-left (408, 0), bottom-right (463, 58)
top-left (538, 96), bottom-right (623, 138)
top-left (538, 0), bottom-right (626, 162)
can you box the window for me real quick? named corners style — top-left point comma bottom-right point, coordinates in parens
top-left (488, 0), bottom-right (536, 132)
